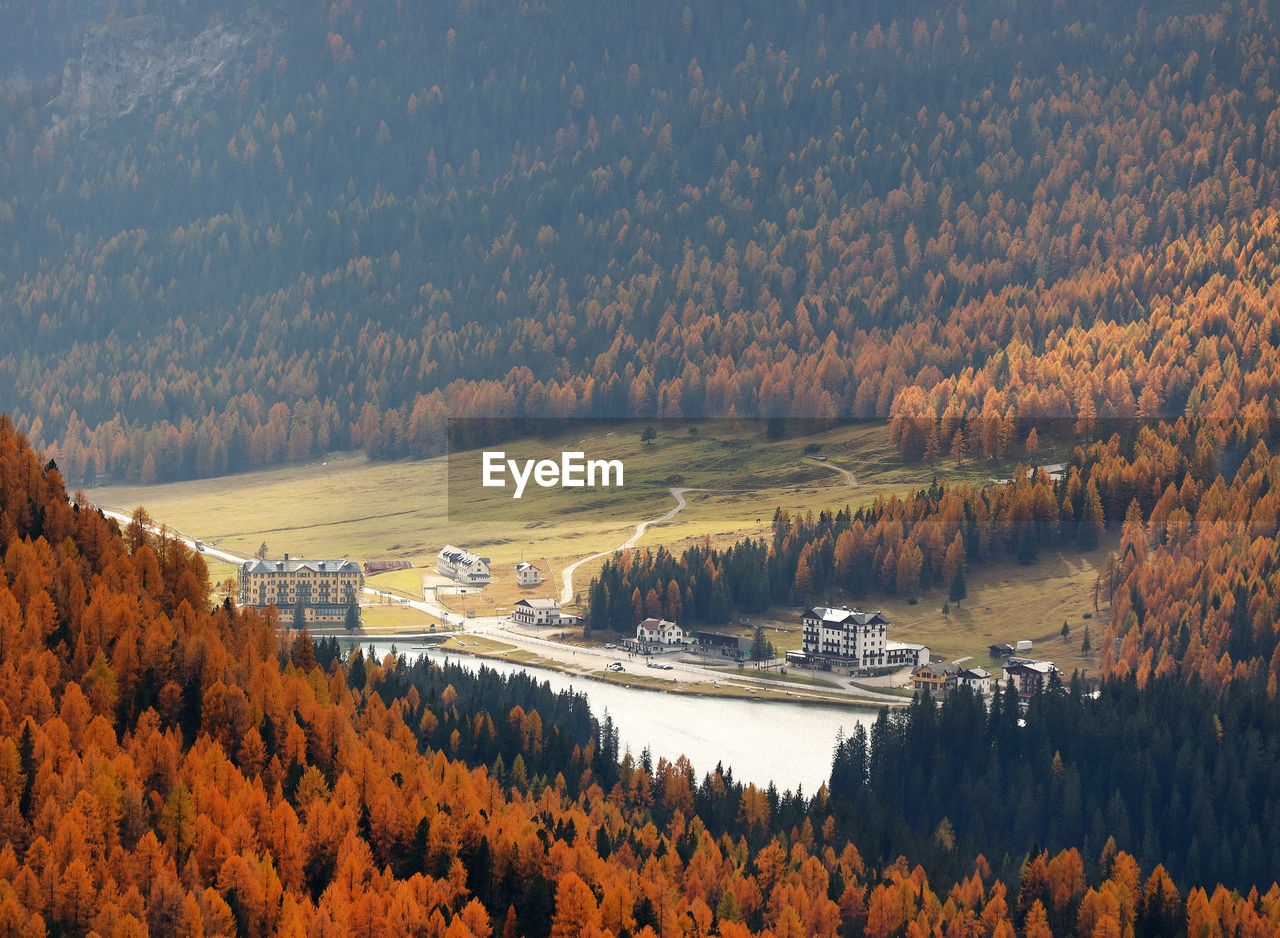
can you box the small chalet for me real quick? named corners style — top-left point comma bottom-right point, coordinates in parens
top-left (635, 617), bottom-right (684, 649)
top-left (957, 666), bottom-right (992, 695)
top-left (691, 630), bottom-right (750, 660)
top-left (988, 643), bottom-right (1015, 659)
top-left (511, 598), bottom-right (576, 629)
top-left (912, 660), bottom-right (960, 693)
top-left (514, 561), bottom-right (544, 587)
top-left (437, 546), bottom-right (492, 585)
top-left (1002, 659), bottom-right (1058, 701)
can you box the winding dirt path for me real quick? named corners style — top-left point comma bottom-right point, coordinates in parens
top-left (806, 455), bottom-right (858, 486)
top-left (559, 487), bottom-right (701, 604)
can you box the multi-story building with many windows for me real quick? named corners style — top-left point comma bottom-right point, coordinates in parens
top-left (799, 606), bottom-right (890, 669)
top-left (786, 605), bottom-right (929, 673)
top-left (437, 545), bottom-right (492, 585)
top-left (239, 554), bottom-right (363, 625)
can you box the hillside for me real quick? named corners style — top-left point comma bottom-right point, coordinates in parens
top-left (3, 400), bottom-right (1280, 936)
top-left (2, 0), bottom-right (1278, 486)
top-left (12, 0), bottom-right (1280, 933)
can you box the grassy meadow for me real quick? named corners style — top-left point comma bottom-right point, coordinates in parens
top-left (92, 419), bottom-right (960, 582)
top-left (92, 419), bottom-right (1105, 673)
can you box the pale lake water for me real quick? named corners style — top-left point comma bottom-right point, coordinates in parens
top-left (368, 643), bottom-right (878, 793)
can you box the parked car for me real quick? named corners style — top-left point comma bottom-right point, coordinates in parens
top-left (606, 662), bottom-right (623, 672)
top-left (604, 642), bottom-right (617, 649)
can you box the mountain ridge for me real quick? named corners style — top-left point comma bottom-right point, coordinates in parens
top-left (0, 0), bottom-right (1274, 487)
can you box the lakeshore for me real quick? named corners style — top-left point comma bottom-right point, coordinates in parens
top-left (359, 638), bottom-right (878, 793)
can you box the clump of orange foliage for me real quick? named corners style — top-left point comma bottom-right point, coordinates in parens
top-left (2, 412), bottom-right (1279, 936)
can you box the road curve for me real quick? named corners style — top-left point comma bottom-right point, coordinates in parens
top-left (558, 487), bottom-right (701, 604)
top-left (93, 503), bottom-right (906, 705)
top-left (805, 455), bottom-right (858, 486)
top-left (97, 507), bottom-right (248, 564)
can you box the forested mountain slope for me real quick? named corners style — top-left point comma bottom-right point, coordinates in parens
top-left (2, 410), bottom-right (1280, 938)
top-left (4, 0), bottom-right (1279, 482)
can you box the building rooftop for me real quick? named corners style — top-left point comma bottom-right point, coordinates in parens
top-left (439, 545), bottom-right (489, 564)
top-left (915, 660), bottom-right (960, 675)
top-left (693, 630), bottom-right (749, 647)
top-left (1004, 659), bottom-right (1057, 674)
top-left (516, 598), bottom-right (561, 610)
top-left (804, 606), bottom-right (890, 625)
top-left (241, 557), bottom-right (359, 574)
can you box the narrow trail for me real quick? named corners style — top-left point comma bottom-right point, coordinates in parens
top-left (559, 487), bottom-right (702, 604)
top-left (806, 455), bottom-right (858, 486)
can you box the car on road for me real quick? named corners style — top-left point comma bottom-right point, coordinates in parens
top-left (604, 642), bottom-right (616, 649)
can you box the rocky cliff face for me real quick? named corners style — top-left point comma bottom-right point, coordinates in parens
top-left (54, 11), bottom-right (278, 130)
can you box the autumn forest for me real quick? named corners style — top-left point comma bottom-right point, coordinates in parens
top-left (2, 0), bottom-right (1278, 485)
top-left (1, 398), bottom-right (1278, 935)
top-left (6, 0), bottom-right (1280, 934)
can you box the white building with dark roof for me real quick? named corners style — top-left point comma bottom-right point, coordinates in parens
top-left (793, 606), bottom-right (891, 671)
top-left (511, 598), bottom-right (576, 628)
top-left (437, 545), bottom-right (492, 585)
top-left (1002, 658), bottom-right (1059, 701)
top-left (239, 554), bottom-right (363, 624)
top-left (514, 561), bottom-right (544, 587)
top-left (635, 617), bottom-right (684, 648)
top-left (958, 665), bottom-right (992, 695)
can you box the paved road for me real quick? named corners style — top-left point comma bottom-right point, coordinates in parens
top-left (96, 501), bottom-right (906, 706)
top-left (97, 507), bottom-right (248, 565)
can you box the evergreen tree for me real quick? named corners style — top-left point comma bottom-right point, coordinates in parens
top-left (750, 625), bottom-right (772, 667)
top-left (829, 723), bottom-right (868, 802)
top-left (1079, 480), bottom-right (1105, 549)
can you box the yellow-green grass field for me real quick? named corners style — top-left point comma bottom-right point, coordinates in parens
top-left (355, 604), bottom-right (442, 632)
top-left (91, 419), bottom-right (1098, 671)
top-left (845, 539), bottom-right (1113, 673)
top-left (92, 420), bottom-right (1018, 572)
top-left (435, 634), bottom-right (516, 655)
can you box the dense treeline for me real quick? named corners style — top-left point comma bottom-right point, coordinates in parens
top-left (587, 415), bottom-right (1280, 695)
top-left (585, 465), bottom-right (1093, 632)
top-left (6, 1), bottom-right (1280, 481)
top-left (2, 412), bottom-right (1280, 933)
top-left (831, 675), bottom-right (1280, 896)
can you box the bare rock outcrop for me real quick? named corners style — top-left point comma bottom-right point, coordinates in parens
top-left (55, 11), bottom-right (277, 130)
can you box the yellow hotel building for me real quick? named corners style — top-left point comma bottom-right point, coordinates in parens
top-left (239, 555), bottom-right (363, 624)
